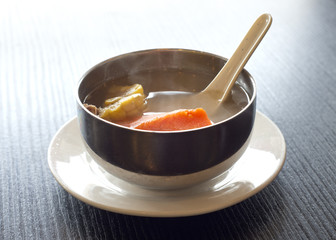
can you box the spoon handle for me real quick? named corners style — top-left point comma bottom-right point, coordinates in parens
top-left (202, 13), bottom-right (272, 102)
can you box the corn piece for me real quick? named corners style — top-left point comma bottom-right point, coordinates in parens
top-left (98, 84), bottom-right (146, 122)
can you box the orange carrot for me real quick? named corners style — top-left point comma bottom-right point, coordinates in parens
top-left (130, 108), bottom-right (212, 131)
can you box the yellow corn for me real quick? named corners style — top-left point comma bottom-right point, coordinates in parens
top-left (99, 84), bottom-right (146, 122)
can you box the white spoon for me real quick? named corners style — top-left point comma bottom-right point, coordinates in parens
top-left (146, 14), bottom-right (272, 120)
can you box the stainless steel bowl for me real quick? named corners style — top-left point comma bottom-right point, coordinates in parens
top-left (77, 49), bottom-right (256, 189)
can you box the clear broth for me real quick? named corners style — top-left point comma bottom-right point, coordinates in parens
top-left (84, 69), bottom-right (250, 123)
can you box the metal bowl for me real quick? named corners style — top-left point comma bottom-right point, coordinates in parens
top-left (77, 49), bottom-right (256, 189)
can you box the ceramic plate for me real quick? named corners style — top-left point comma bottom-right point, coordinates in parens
top-left (48, 111), bottom-right (286, 217)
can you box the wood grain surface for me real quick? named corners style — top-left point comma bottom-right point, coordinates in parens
top-left (1, 0), bottom-right (335, 239)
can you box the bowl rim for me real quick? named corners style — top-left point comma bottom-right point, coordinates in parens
top-left (76, 48), bottom-right (256, 134)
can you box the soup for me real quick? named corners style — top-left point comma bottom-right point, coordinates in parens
top-left (83, 69), bottom-right (250, 127)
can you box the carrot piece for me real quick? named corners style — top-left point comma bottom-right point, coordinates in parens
top-left (132, 108), bottom-right (212, 131)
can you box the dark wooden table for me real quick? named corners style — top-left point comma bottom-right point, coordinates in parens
top-left (1, 0), bottom-right (335, 239)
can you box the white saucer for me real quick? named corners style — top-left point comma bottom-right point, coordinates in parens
top-left (48, 111), bottom-right (286, 217)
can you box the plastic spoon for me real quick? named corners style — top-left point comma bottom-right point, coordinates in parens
top-left (146, 14), bottom-right (272, 120)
